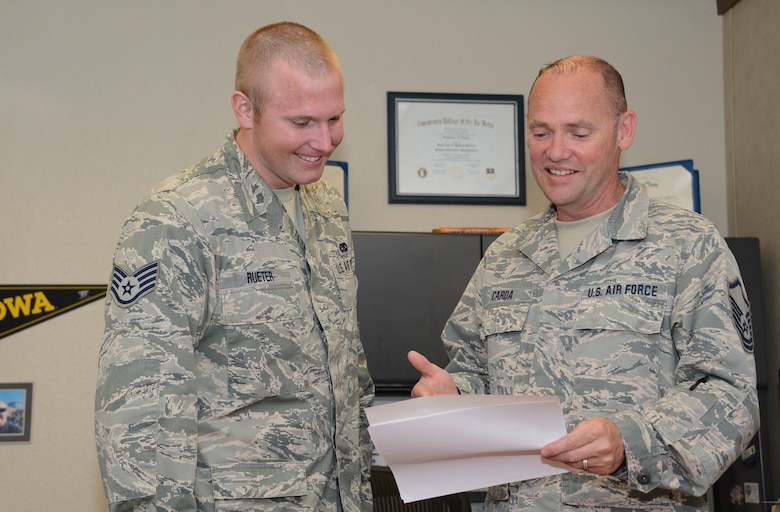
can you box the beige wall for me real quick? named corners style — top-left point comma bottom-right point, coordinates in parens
top-left (0, 1), bottom-right (732, 510)
top-left (724, 0), bottom-right (780, 500)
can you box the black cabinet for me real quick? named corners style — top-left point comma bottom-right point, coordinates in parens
top-left (713, 238), bottom-right (773, 511)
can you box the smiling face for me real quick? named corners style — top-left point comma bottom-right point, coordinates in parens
top-left (233, 59), bottom-right (345, 189)
top-left (526, 67), bottom-right (636, 221)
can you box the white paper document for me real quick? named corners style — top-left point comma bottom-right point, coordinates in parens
top-left (366, 394), bottom-right (569, 503)
top-left (627, 164), bottom-right (697, 212)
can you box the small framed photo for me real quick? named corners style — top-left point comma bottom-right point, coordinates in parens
top-left (388, 91), bottom-right (525, 205)
top-left (0, 383), bottom-right (32, 442)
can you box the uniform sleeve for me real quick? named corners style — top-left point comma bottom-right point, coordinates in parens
top-left (95, 192), bottom-right (212, 511)
top-left (342, 222), bottom-right (375, 512)
top-left (357, 338), bottom-right (376, 512)
top-left (610, 232), bottom-right (759, 496)
top-left (442, 260), bottom-right (492, 395)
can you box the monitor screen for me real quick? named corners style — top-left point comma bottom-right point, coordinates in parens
top-left (353, 232), bottom-right (483, 391)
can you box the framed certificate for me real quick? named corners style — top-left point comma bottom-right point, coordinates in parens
top-left (387, 92), bottom-right (525, 205)
top-left (622, 159), bottom-right (700, 213)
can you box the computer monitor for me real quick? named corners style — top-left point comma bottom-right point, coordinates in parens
top-left (353, 232), bottom-right (483, 391)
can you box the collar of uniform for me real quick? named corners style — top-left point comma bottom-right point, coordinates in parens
top-left (607, 172), bottom-right (649, 242)
top-left (513, 172), bottom-right (648, 268)
top-left (511, 212), bottom-right (559, 273)
top-left (219, 130), bottom-right (279, 224)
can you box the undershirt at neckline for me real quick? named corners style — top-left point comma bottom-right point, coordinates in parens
top-left (555, 206), bottom-right (615, 258)
top-left (272, 186), bottom-right (305, 238)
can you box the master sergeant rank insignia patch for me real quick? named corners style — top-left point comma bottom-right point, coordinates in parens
top-left (729, 279), bottom-right (753, 353)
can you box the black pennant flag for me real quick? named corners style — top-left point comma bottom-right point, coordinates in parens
top-left (0, 285), bottom-right (107, 340)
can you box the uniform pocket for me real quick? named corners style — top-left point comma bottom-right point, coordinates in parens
top-left (481, 286), bottom-right (534, 337)
top-left (481, 294), bottom-right (535, 394)
top-left (571, 282), bottom-right (667, 413)
top-left (212, 461), bottom-right (309, 510)
top-left (220, 269), bottom-right (301, 326)
top-left (482, 302), bottom-right (530, 336)
top-left (220, 269), bottom-right (306, 400)
top-left (575, 282), bottom-right (667, 334)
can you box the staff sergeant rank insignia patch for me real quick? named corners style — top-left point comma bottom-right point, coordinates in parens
top-left (110, 261), bottom-right (160, 308)
top-left (728, 279), bottom-right (753, 353)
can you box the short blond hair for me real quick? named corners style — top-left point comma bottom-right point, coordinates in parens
top-left (235, 21), bottom-right (341, 116)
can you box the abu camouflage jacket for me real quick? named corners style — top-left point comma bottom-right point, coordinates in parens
top-left (95, 132), bottom-right (374, 512)
top-left (444, 173), bottom-right (759, 511)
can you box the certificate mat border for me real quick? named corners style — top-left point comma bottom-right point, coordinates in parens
top-left (387, 92), bottom-right (525, 205)
top-left (621, 159), bottom-right (700, 213)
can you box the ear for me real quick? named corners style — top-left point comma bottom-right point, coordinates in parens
top-left (231, 91), bottom-right (254, 129)
top-left (617, 109), bottom-right (637, 151)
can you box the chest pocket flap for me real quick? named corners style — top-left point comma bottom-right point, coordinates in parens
top-left (220, 267), bottom-right (302, 326)
top-left (575, 282), bottom-right (667, 334)
top-left (482, 287), bottom-right (534, 336)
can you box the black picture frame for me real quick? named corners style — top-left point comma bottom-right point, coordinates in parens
top-left (0, 383), bottom-right (32, 442)
top-left (323, 159), bottom-right (349, 207)
top-left (387, 91), bottom-right (525, 205)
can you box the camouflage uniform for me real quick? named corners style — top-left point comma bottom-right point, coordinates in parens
top-left (95, 132), bottom-right (375, 512)
top-left (444, 173), bottom-right (759, 511)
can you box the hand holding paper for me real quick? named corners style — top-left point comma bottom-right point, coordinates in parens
top-left (366, 394), bottom-right (569, 503)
